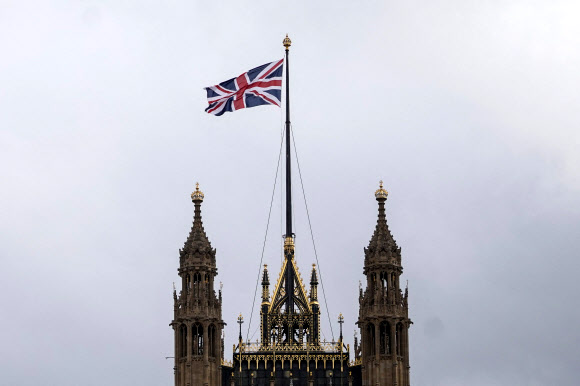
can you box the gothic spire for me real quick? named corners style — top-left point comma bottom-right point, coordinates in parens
top-left (310, 264), bottom-right (318, 286)
top-left (365, 181), bottom-right (400, 261)
top-left (180, 183), bottom-right (214, 261)
top-left (310, 264), bottom-right (319, 303)
top-left (262, 264), bottom-right (270, 286)
top-left (262, 265), bottom-right (270, 304)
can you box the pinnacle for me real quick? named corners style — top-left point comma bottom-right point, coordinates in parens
top-left (262, 265), bottom-right (270, 285)
top-left (310, 264), bottom-right (319, 285)
top-left (365, 192), bottom-right (399, 261)
top-left (180, 196), bottom-right (214, 260)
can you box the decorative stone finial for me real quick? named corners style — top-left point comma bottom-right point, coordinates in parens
top-left (375, 180), bottom-right (388, 200)
top-left (283, 34), bottom-right (292, 50)
top-left (191, 182), bottom-right (204, 202)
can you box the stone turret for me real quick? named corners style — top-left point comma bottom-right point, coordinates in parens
top-left (357, 181), bottom-right (411, 386)
top-left (171, 183), bottom-right (225, 386)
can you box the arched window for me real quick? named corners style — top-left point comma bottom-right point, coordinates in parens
top-left (281, 322), bottom-right (289, 345)
top-left (302, 323), bottom-right (309, 344)
top-left (396, 323), bottom-right (404, 356)
top-left (380, 272), bottom-right (388, 298)
top-left (192, 323), bottom-right (203, 355)
top-left (365, 323), bottom-right (375, 356)
top-left (208, 324), bottom-right (216, 357)
top-left (380, 321), bottom-right (391, 354)
top-left (179, 324), bottom-right (187, 358)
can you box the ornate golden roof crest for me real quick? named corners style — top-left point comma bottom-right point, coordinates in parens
top-left (374, 180), bottom-right (388, 199)
top-left (191, 182), bottom-right (205, 201)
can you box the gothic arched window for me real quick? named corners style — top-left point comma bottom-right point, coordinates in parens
top-left (192, 323), bottom-right (203, 355)
top-left (365, 323), bottom-right (375, 356)
top-left (208, 324), bottom-right (216, 357)
top-left (380, 321), bottom-right (390, 354)
top-left (179, 324), bottom-right (187, 358)
top-left (380, 272), bottom-right (388, 298)
top-left (302, 323), bottom-right (309, 345)
top-left (396, 322), bottom-right (403, 356)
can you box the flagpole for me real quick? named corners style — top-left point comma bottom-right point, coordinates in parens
top-left (282, 34), bottom-right (295, 319)
top-left (283, 34), bottom-right (292, 239)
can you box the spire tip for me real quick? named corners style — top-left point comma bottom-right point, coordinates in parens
top-left (191, 182), bottom-right (204, 202)
top-left (375, 180), bottom-right (388, 200)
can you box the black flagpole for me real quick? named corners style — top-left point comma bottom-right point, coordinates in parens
top-left (282, 34), bottom-right (295, 319)
top-left (284, 34), bottom-right (292, 238)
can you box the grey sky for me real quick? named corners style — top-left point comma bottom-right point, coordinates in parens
top-left (1, 1), bottom-right (579, 385)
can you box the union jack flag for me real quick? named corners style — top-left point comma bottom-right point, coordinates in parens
top-left (205, 59), bottom-right (283, 116)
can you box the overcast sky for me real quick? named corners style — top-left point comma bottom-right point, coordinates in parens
top-left (1, 1), bottom-right (579, 385)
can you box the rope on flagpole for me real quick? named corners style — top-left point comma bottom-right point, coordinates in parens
top-left (245, 126), bottom-right (285, 342)
top-left (290, 125), bottom-right (336, 342)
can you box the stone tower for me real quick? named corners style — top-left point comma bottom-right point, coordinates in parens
top-left (171, 184), bottom-right (224, 386)
top-left (357, 182), bottom-right (411, 386)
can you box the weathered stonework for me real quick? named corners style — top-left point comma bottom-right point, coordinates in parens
top-left (171, 185), bottom-right (225, 386)
top-left (355, 183), bottom-right (412, 386)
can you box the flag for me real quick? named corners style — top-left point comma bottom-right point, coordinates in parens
top-left (205, 59), bottom-right (283, 116)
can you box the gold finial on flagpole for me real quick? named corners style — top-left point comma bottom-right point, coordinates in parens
top-left (283, 34), bottom-right (292, 50)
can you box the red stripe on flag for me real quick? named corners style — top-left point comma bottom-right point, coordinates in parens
top-left (207, 99), bottom-right (226, 114)
top-left (233, 74), bottom-right (249, 110)
top-left (249, 90), bottom-right (280, 107)
top-left (247, 80), bottom-right (282, 89)
top-left (215, 85), bottom-right (233, 95)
